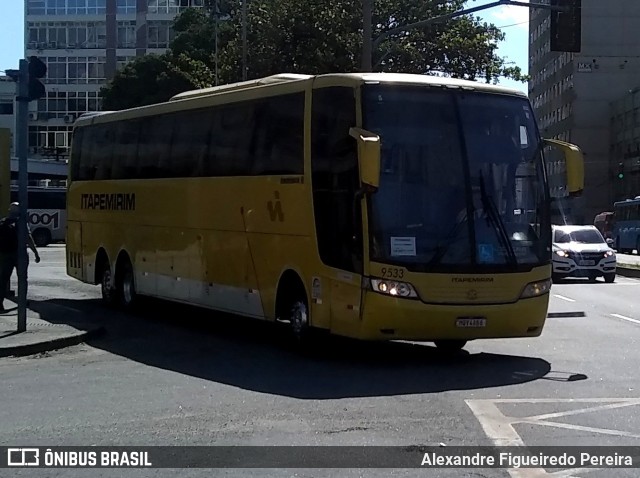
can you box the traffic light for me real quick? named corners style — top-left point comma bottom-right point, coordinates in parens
top-left (550, 0), bottom-right (582, 53)
top-left (617, 162), bottom-right (625, 180)
top-left (27, 56), bottom-right (47, 101)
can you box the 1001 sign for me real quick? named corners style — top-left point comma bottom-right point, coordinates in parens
top-left (29, 211), bottom-right (60, 229)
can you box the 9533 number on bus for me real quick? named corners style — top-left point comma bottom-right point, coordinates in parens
top-left (380, 267), bottom-right (405, 279)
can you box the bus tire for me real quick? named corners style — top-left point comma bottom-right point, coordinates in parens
top-left (604, 273), bottom-right (616, 283)
top-left (434, 340), bottom-right (467, 352)
top-left (116, 258), bottom-right (137, 310)
top-left (275, 273), bottom-right (314, 347)
top-left (99, 261), bottom-right (116, 306)
top-left (32, 228), bottom-right (51, 247)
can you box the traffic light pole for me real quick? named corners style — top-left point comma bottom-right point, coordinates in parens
top-left (15, 59), bottom-right (29, 332)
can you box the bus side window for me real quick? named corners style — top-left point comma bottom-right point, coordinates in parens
top-left (139, 115), bottom-right (174, 178)
top-left (252, 93), bottom-right (304, 176)
top-left (93, 123), bottom-right (116, 180)
top-left (311, 87), bottom-right (361, 273)
top-left (211, 102), bottom-right (254, 176)
top-left (79, 126), bottom-right (99, 180)
top-left (112, 120), bottom-right (140, 179)
top-left (70, 127), bottom-right (83, 181)
top-left (171, 109), bottom-right (213, 178)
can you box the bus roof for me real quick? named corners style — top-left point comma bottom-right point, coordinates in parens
top-left (75, 72), bottom-right (528, 127)
top-left (169, 72), bottom-right (527, 101)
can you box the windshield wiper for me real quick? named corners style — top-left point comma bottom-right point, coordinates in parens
top-left (478, 171), bottom-right (518, 267)
top-left (425, 209), bottom-right (470, 266)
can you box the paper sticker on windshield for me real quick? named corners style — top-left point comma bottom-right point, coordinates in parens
top-left (478, 244), bottom-right (495, 263)
top-left (391, 237), bottom-right (416, 256)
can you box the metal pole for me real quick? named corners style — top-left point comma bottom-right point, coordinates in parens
top-left (215, 0), bottom-right (219, 86)
top-left (242, 0), bottom-right (247, 80)
top-left (16, 59), bottom-right (29, 332)
top-left (361, 0), bottom-right (373, 71)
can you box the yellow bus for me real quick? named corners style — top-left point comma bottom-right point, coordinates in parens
top-left (66, 73), bottom-right (584, 351)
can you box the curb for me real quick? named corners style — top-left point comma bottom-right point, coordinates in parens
top-left (0, 326), bottom-right (106, 358)
top-left (617, 266), bottom-right (640, 279)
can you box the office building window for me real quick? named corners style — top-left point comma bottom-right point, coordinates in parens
top-left (29, 126), bottom-right (74, 155)
top-left (27, 22), bottom-right (107, 50)
top-left (117, 21), bottom-right (136, 48)
top-left (147, 21), bottom-right (173, 48)
top-left (147, 0), bottom-right (204, 14)
top-left (116, 56), bottom-right (136, 71)
top-left (41, 56), bottom-right (106, 84)
top-left (36, 91), bottom-right (101, 119)
top-left (117, 0), bottom-right (136, 13)
top-left (28, 0), bottom-right (108, 15)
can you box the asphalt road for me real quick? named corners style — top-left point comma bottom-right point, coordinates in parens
top-left (1, 245), bottom-right (640, 478)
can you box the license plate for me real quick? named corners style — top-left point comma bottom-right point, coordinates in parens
top-left (578, 260), bottom-right (596, 266)
top-left (456, 318), bottom-right (487, 328)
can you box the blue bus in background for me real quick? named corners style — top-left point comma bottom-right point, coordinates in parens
top-left (613, 196), bottom-right (640, 254)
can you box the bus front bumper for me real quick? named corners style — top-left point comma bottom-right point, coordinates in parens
top-left (353, 292), bottom-right (549, 341)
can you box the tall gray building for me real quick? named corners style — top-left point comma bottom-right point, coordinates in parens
top-left (0, 76), bottom-right (17, 155)
top-left (25, 0), bottom-right (205, 158)
top-left (528, 0), bottom-right (640, 223)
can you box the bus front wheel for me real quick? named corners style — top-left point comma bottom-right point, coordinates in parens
top-left (434, 340), bottom-right (467, 352)
top-left (288, 300), bottom-right (311, 344)
top-left (100, 265), bottom-right (116, 306)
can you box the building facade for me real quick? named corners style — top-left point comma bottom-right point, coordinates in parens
top-left (25, 0), bottom-right (205, 159)
top-left (0, 76), bottom-right (16, 155)
top-left (528, 0), bottom-right (640, 223)
top-left (610, 88), bottom-right (640, 202)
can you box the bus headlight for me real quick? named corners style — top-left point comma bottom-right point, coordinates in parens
top-left (604, 250), bottom-right (614, 257)
top-left (554, 250), bottom-right (568, 258)
top-left (520, 278), bottom-right (552, 299)
top-left (370, 279), bottom-right (418, 298)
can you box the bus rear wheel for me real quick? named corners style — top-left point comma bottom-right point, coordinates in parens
top-left (434, 340), bottom-right (467, 352)
top-left (116, 259), bottom-right (137, 310)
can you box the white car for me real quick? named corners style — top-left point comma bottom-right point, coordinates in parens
top-left (552, 225), bottom-right (617, 283)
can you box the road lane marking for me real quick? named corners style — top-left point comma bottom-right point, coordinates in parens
top-left (553, 294), bottom-right (575, 302)
top-left (466, 398), bottom-right (640, 478)
top-left (611, 313), bottom-right (640, 325)
top-left (524, 401), bottom-right (640, 421)
top-left (519, 419), bottom-right (640, 439)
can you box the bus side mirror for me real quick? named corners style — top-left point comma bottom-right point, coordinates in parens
top-left (544, 138), bottom-right (584, 197)
top-left (349, 127), bottom-right (381, 192)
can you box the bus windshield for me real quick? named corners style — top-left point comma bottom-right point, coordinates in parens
top-left (363, 85), bottom-right (549, 272)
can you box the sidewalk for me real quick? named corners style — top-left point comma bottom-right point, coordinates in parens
top-left (617, 254), bottom-right (640, 278)
top-left (0, 298), bottom-right (105, 358)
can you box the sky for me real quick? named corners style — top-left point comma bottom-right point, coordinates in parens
top-left (0, 0), bottom-right (529, 91)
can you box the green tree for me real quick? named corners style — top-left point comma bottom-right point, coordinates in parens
top-left (100, 53), bottom-right (214, 110)
top-left (216, 0), bottom-right (527, 84)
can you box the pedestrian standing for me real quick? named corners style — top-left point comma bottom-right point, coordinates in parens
top-left (0, 202), bottom-right (41, 312)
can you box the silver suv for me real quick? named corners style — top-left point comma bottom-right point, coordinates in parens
top-left (552, 225), bottom-right (617, 283)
